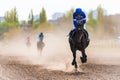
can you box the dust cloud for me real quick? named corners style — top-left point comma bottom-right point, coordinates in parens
top-left (0, 28), bottom-right (120, 72)
top-left (0, 30), bottom-right (74, 71)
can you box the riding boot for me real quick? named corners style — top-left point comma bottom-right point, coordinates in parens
top-left (69, 30), bottom-right (73, 40)
top-left (83, 29), bottom-right (90, 42)
top-left (70, 28), bottom-right (76, 36)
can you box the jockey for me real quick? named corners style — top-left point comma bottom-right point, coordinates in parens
top-left (69, 8), bottom-right (89, 41)
top-left (27, 36), bottom-right (30, 43)
top-left (38, 32), bottom-right (44, 41)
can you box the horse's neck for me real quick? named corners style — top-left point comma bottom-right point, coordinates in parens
top-left (75, 29), bottom-right (84, 41)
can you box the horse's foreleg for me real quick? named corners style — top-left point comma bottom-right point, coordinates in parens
top-left (72, 50), bottom-right (77, 68)
top-left (80, 50), bottom-right (87, 63)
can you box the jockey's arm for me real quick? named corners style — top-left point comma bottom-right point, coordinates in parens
top-left (73, 13), bottom-right (77, 28)
top-left (81, 11), bottom-right (86, 24)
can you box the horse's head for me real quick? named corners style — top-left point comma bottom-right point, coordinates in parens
top-left (75, 24), bottom-right (84, 43)
top-left (69, 20), bottom-right (84, 44)
top-left (76, 20), bottom-right (84, 30)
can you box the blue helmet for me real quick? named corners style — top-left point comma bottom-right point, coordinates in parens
top-left (38, 32), bottom-right (44, 38)
top-left (75, 8), bottom-right (82, 13)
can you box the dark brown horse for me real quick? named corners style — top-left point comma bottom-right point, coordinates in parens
top-left (37, 38), bottom-right (45, 54)
top-left (68, 22), bottom-right (90, 70)
top-left (26, 36), bottom-right (31, 47)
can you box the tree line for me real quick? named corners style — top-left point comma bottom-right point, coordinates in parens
top-left (0, 7), bottom-right (47, 28)
top-left (0, 5), bottom-right (119, 37)
top-left (0, 7), bottom-right (47, 36)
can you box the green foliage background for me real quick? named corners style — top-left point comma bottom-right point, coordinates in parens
top-left (0, 5), bottom-right (119, 39)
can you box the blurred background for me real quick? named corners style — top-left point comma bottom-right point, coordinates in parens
top-left (0, 0), bottom-right (120, 39)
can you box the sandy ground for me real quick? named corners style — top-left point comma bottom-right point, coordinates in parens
top-left (0, 56), bottom-right (120, 80)
top-left (0, 33), bottom-right (120, 80)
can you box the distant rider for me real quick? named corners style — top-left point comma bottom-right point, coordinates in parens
top-left (38, 32), bottom-right (44, 42)
top-left (27, 36), bottom-right (30, 42)
top-left (69, 8), bottom-right (89, 41)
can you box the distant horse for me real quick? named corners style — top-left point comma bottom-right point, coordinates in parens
top-left (68, 21), bottom-right (90, 70)
top-left (37, 39), bottom-right (45, 54)
top-left (26, 36), bottom-right (31, 47)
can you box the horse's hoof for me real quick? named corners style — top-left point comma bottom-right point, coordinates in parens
top-left (72, 62), bottom-right (75, 65)
top-left (72, 61), bottom-right (77, 65)
top-left (80, 57), bottom-right (87, 63)
top-left (74, 68), bottom-right (77, 71)
top-left (75, 64), bottom-right (77, 68)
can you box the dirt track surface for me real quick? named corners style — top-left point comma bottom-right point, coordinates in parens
top-left (0, 55), bottom-right (120, 80)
